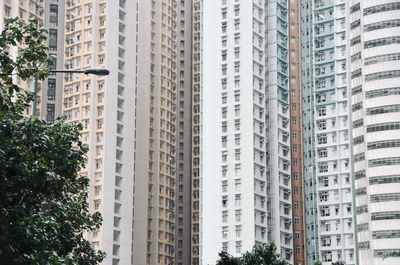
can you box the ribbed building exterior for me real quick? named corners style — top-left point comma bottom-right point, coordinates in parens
top-left (63, 0), bottom-right (136, 264)
top-left (300, 0), bottom-right (319, 263)
top-left (1, 0), bottom-right (54, 121)
top-left (349, 1), bottom-right (400, 265)
top-left (1, 0), bottom-right (64, 123)
top-left (133, 0), bottom-right (178, 264)
top-left (5, 1), bottom-right (400, 265)
top-left (266, 1), bottom-right (293, 261)
top-left (175, 0), bottom-right (193, 264)
top-left (289, 0), bottom-right (306, 264)
top-left (42, 0), bottom-right (64, 123)
top-left (301, 0), bottom-right (356, 264)
top-left (201, 0), bottom-right (293, 263)
top-left (190, 0), bottom-right (201, 264)
top-left (1, 0), bottom-right (44, 28)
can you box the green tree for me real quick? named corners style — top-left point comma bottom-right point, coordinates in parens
top-left (216, 242), bottom-right (289, 265)
top-left (331, 261), bottom-right (346, 265)
top-left (216, 251), bottom-right (241, 265)
top-left (384, 251), bottom-right (400, 259)
top-left (0, 18), bottom-right (105, 264)
top-left (313, 260), bottom-right (346, 265)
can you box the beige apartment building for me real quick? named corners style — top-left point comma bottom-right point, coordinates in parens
top-left (1, 0), bottom-right (64, 123)
top-left (1, 0), bottom-right (43, 116)
top-left (175, 0), bottom-right (193, 264)
top-left (63, 0), bottom-right (136, 264)
top-left (133, 0), bottom-right (179, 264)
top-left (3, 1), bottom-right (204, 265)
top-left (62, 0), bottom-right (193, 264)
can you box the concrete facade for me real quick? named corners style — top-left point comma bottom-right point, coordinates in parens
top-left (301, 0), bottom-right (356, 264)
top-left (289, 1), bottom-right (306, 264)
top-left (63, 0), bottom-right (136, 264)
top-left (349, 1), bottom-right (400, 264)
top-left (201, 0), bottom-right (293, 263)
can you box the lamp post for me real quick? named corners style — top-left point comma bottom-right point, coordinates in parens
top-left (32, 68), bottom-right (110, 116)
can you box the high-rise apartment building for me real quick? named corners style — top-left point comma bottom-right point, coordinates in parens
top-left (43, 0), bottom-right (64, 123)
top-left (300, 0), bottom-right (319, 262)
top-left (289, 1), bottom-right (306, 265)
top-left (190, 0), bottom-right (202, 264)
top-left (1, 0), bottom-right (64, 123)
top-left (175, 0), bottom-right (193, 264)
top-left (266, 1), bottom-right (293, 261)
top-left (349, 1), bottom-right (400, 265)
top-left (63, 0), bottom-right (136, 264)
top-left (1, 0), bottom-right (44, 116)
top-left (301, 0), bottom-right (356, 264)
top-left (5, 1), bottom-right (400, 265)
top-left (201, 0), bottom-right (293, 263)
top-left (133, 0), bottom-right (178, 264)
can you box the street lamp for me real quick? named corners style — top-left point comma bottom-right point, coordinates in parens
top-left (49, 68), bottom-right (110, 76)
top-left (32, 67), bottom-right (110, 116)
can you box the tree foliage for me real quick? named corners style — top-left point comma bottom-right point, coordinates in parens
top-left (331, 261), bottom-right (346, 265)
top-left (216, 251), bottom-right (241, 265)
top-left (313, 260), bottom-right (346, 265)
top-left (0, 17), bottom-right (53, 96)
top-left (216, 242), bottom-right (289, 265)
top-left (0, 18), bottom-right (105, 264)
top-left (384, 251), bottom-right (400, 259)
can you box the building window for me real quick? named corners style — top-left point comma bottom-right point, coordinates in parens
top-left (354, 153), bottom-right (365, 162)
top-left (371, 211), bottom-right (400, 221)
top-left (353, 119), bottom-right (364, 129)
top-left (366, 70), bottom-right (400, 82)
top-left (222, 22), bottom-right (227, 33)
top-left (235, 241), bottom-right (241, 253)
top-left (235, 210), bottom-right (241, 222)
top-left (222, 242), bottom-right (228, 252)
top-left (234, 164), bottom-right (242, 178)
top-left (235, 194), bottom-right (241, 207)
top-left (352, 136), bottom-right (364, 146)
top-left (49, 29), bottom-right (58, 51)
top-left (370, 193), bottom-right (400, 203)
top-left (222, 180), bottom-right (228, 193)
top-left (46, 103), bottom-right (55, 123)
top-left (367, 104), bottom-right (400, 116)
top-left (364, 2), bottom-right (400, 16)
top-left (234, 4), bottom-right (240, 16)
top-left (372, 230), bottom-right (400, 239)
top-left (222, 211), bottom-right (228, 223)
top-left (357, 223), bottom-right (369, 232)
top-left (365, 53), bottom-right (400, 66)
top-left (235, 179), bottom-right (241, 191)
top-left (235, 149), bottom-right (240, 161)
top-left (369, 175), bottom-right (400, 185)
top-left (49, 4), bottom-right (58, 24)
top-left (235, 225), bottom-right (241, 238)
top-left (222, 196), bottom-right (228, 208)
top-left (367, 122), bottom-right (400, 133)
top-left (366, 87), bottom-right (400, 99)
top-left (222, 226), bottom-right (228, 239)
top-left (364, 36), bottom-right (400, 49)
top-left (350, 36), bottom-right (361, 46)
top-left (364, 19), bottom-right (400, 32)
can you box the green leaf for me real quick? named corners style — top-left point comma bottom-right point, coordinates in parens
top-left (0, 17), bottom-right (105, 264)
